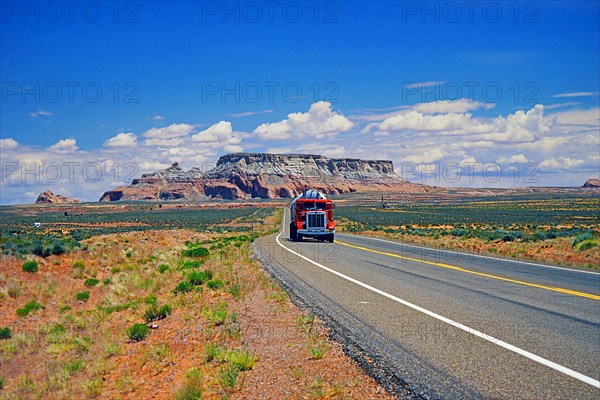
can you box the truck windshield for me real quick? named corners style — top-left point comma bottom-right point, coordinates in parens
top-left (305, 202), bottom-right (326, 210)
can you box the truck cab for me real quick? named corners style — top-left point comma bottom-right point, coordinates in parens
top-left (290, 190), bottom-right (335, 243)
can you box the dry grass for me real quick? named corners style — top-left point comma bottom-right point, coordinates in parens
top-left (341, 225), bottom-right (600, 270)
top-left (0, 208), bottom-right (389, 399)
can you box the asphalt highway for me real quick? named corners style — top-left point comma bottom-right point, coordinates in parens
top-left (252, 210), bottom-right (600, 399)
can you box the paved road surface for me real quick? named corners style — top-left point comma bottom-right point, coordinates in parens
top-left (253, 210), bottom-right (600, 399)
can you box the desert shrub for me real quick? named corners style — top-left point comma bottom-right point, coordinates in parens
top-left (126, 323), bottom-right (150, 342)
top-left (534, 231), bottom-right (548, 241)
top-left (0, 327), bottom-right (11, 339)
top-left (173, 368), bottom-right (203, 400)
top-left (84, 278), bottom-right (100, 287)
top-left (226, 350), bottom-right (256, 371)
top-left (98, 300), bottom-right (137, 314)
top-left (206, 279), bottom-right (224, 290)
top-left (188, 270), bottom-right (212, 285)
top-left (75, 291), bottom-right (90, 302)
top-left (22, 260), bottom-right (39, 273)
top-left (179, 260), bottom-right (203, 270)
top-left (32, 242), bottom-right (49, 257)
top-left (204, 302), bottom-right (228, 326)
top-left (158, 264), bottom-right (170, 273)
top-left (16, 299), bottom-right (42, 317)
top-left (572, 232), bottom-right (594, 248)
top-left (51, 243), bottom-right (66, 255)
top-left (144, 295), bottom-right (158, 306)
top-left (144, 304), bottom-right (172, 322)
top-left (577, 240), bottom-right (598, 251)
top-left (228, 282), bottom-right (241, 298)
top-left (204, 343), bottom-right (223, 362)
top-left (309, 345), bottom-right (325, 359)
top-left (174, 281), bottom-right (193, 294)
top-left (219, 364), bottom-right (240, 389)
top-left (181, 246), bottom-right (209, 258)
top-left (451, 229), bottom-right (467, 237)
top-left (65, 359), bottom-right (85, 374)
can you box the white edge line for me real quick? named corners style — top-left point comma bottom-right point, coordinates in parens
top-left (275, 220), bottom-right (600, 388)
top-left (339, 233), bottom-right (600, 276)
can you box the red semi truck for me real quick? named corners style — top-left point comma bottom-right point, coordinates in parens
top-left (289, 189), bottom-right (335, 243)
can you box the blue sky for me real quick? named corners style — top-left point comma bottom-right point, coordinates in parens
top-left (1, 1), bottom-right (599, 203)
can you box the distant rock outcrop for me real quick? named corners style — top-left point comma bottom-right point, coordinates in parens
top-left (100, 162), bottom-right (205, 202)
top-left (582, 178), bottom-right (600, 188)
top-left (36, 190), bottom-right (80, 204)
top-left (100, 153), bottom-right (430, 201)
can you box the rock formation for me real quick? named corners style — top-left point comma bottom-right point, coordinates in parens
top-left (582, 178), bottom-right (600, 188)
top-left (100, 153), bottom-right (429, 201)
top-left (35, 190), bottom-right (80, 204)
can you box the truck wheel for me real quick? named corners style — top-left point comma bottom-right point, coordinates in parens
top-left (328, 234), bottom-right (334, 243)
top-left (297, 234), bottom-right (303, 242)
top-left (289, 223), bottom-right (297, 241)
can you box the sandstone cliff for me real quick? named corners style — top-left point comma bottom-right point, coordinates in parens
top-left (582, 178), bottom-right (600, 188)
top-left (100, 162), bottom-right (205, 201)
top-left (100, 153), bottom-right (429, 201)
top-left (36, 191), bottom-right (80, 204)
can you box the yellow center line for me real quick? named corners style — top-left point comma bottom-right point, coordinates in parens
top-left (336, 240), bottom-right (600, 301)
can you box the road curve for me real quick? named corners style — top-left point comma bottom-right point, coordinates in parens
top-left (252, 210), bottom-right (600, 399)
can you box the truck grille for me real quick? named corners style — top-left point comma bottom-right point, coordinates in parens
top-left (307, 212), bottom-right (326, 229)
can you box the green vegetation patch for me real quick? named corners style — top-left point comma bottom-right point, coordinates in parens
top-left (143, 304), bottom-right (173, 322)
top-left (338, 193), bottom-right (600, 246)
top-left (126, 323), bottom-right (150, 342)
top-left (84, 278), bottom-right (100, 287)
top-left (206, 279), bottom-right (224, 290)
top-left (174, 281), bottom-right (193, 294)
top-left (158, 264), bottom-right (170, 273)
top-left (75, 291), bottom-right (90, 302)
top-left (0, 206), bottom-right (271, 258)
top-left (16, 299), bottom-right (43, 317)
top-left (179, 260), bottom-right (204, 270)
top-left (188, 270), bottom-right (213, 285)
top-left (98, 300), bottom-right (138, 314)
top-left (226, 349), bottom-right (256, 371)
top-left (181, 245), bottom-right (209, 258)
top-left (0, 327), bottom-right (12, 340)
top-left (21, 260), bottom-right (39, 273)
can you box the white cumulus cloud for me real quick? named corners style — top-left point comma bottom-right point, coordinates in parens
top-left (539, 156), bottom-right (584, 170)
top-left (143, 123), bottom-right (195, 146)
top-left (413, 99), bottom-right (495, 114)
top-left (0, 138), bottom-right (19, 150)
top-left (253, 101), bottom-right (353, 140)
top-left (143, 123), bottom-right (194, 139)
top-left (192, 121), bottom-right (239, 144)
top-left (547, 107), bottom-right (600, 127)
top-left (104, 132), bottom-right (137, 148)
top-left (482, 105), bottom-right (551, 143)
top-left (48, 138), bottom-right (79, 153)
top-left (376, 111), bottom-right (493, 134)
top-left (497, 154), bottom-right (528, 164)
top-left (403, 148), bottom-right (446, 163)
